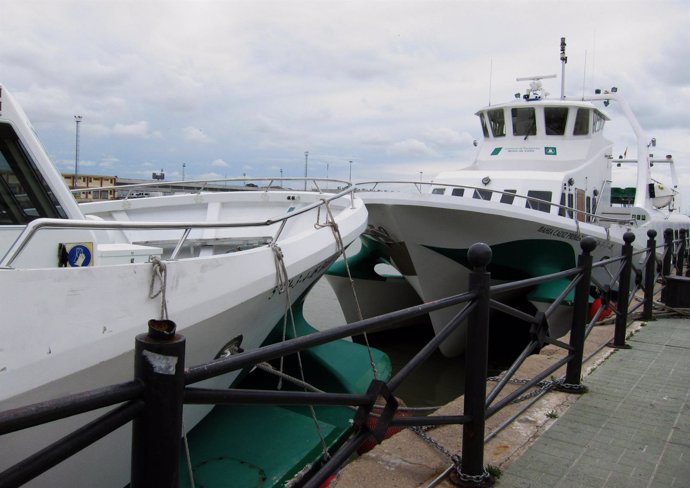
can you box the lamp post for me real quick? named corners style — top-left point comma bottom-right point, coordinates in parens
top-left (349, 160), bottom-right (352, 182)
top-left (74, 115), bottom-right (83, 187)
top-left (304, 151), bottom-right (309, 190)
top-left (182, 163), bottom-right (186, 181)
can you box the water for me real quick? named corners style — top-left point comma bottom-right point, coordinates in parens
top-left (304, 278), bottom-right (531, 410)
top-left (304, 278), bottom-right (466, 409)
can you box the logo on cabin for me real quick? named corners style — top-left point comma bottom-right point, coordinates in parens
top-left (545, 147), bottom-right (557, 156)
top-left (490, 147), bottom-right (503, 156)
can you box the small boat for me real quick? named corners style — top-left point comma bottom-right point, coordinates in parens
top-left (0, 84), bottom-right (367, 486)
top-left (330, 39), bottom-right (690, 357)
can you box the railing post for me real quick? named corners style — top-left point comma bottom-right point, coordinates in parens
top-left (131, 319), bottom-right (186, 488)
top-left (609, 232), bottom-right (635, 349)
top-left (561, 237), bottom-right (596, 393)
top-left (662, 228), bottom-right (673, 277)
top-left (661, 228), bottom-right (673, 304)
top-left (642, 229), bottom-right (657, 321)
top-left (676, 229), bottom-right (686, 276)
top-left (457, 243), bottom-right (493, 487)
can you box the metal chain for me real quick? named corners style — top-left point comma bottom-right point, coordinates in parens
top-left (486, 376), bottom-right (563, 404)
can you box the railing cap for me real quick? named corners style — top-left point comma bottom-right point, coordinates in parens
top-left (580, 236), bottom-right (597, 253)
top-left (468, 242), bottom-right (492, 269)
top-left (623, 231), bottom-right (636, 244)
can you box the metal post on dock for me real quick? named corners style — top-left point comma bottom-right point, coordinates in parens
top-left (676, 229), bottom-right (686, 276)
top-left (131, 319), bottom-right (186, 488)
top-left (457, 243), bottom-right (493, 486)
top-left (661, 228), bottom-right (673, 304)
top-left (642, 229), bottom-right (657, 321)
top-left (662, 228), bottom-right (673, 277)
top-left (560, 237), bottom-right (596, 393)
top-left (610, 232), bottom-right (635, 349)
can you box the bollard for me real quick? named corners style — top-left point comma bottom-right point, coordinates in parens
top-left (609, 232), bottom-right (635, 349)
top-left (131, 319), bottom-right (186, 488)
top-left (456, 243), bottom-right (493, 487)
top-left (642, 229), bottom-right (657, 321)
top-left (676, 229), bottom-right (686, 276)
top-left (560, 237), bottom-right (596, 393)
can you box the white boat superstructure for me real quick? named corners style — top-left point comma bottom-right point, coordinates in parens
top-left (0, 84), bottom-right (367, 487)
top-left (334, 41), bottom-right (689, 357)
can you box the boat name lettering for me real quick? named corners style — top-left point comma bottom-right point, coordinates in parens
top-left (268, 256), bottom-right (337, 299)
top-left (505, 147), bottom-right (540, 154)
top-left (537, 225), bottom-right (582, 241)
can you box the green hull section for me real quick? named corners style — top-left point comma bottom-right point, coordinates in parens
top-left (178, 297), bottom-right (391, 488)
top-left (425, 238), bottom-right (576, 281)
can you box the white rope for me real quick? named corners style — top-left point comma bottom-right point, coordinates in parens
top-left (148, 256), bottom-right (168, 320)
top-left (318, 199), bottom-right (379, 380)
top-left (270, 243), bottom-right (331, 460)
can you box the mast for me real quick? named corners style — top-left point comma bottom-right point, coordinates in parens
top-left (560, 37), bottom-right (567, 99)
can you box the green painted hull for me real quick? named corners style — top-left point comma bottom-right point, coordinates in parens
top-left (178, 297), bottom-right (391, 488)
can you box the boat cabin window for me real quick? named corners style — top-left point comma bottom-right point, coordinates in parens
top-left (487, 109), bottom-right (505, 137)
top-left (544, 107), bottom-right (568, 135)
top-left (500, 189), bottom-right (516, 204)
top-left (525, 190), bottom-right (552, 212)
top-left (511, 108), bottom-right (536, 137)
top-left (593, 112), bottom-right (605, 133)
top-left (431, 188), bottom-right (446, 195)
top-left (479, 114), bottom-right (489, 138)
top-left (473, 189), bottom-right (492, 201)
top-left (451, 188), bottom-right (465, 197)
top-left (0, 123), bottom-right (66, 224)
top-left (573, 108), bottom-right (590, 135)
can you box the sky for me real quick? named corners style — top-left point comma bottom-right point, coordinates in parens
top-left (2, 0), bottom-right (689, 205)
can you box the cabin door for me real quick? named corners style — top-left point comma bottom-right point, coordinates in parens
top-left (575, 189), bottom-right (586, 222)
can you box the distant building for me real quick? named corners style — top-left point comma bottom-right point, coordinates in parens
top-left (62, 173), bottom-right (117, 201)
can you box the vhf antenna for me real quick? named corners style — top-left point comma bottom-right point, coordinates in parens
top-left (560, 37), bottom-right (567, 99)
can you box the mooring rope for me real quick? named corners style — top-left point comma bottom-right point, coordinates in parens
top-left (149, 257), bottom-right (196, 486)
top-left (270, 242), bottom-right (331, 461)
top-left (148, 256), bottom-right (169, 320)
top-left (316, 198), bottom-right (379, 380)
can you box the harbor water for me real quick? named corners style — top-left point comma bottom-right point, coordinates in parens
top-left (303, 278), bottom-right (530, 410)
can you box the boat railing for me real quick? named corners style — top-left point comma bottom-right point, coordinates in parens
top-left (355, 180), bottom-right (636, 226)
top-left (0, 181), bottom-right (358, 268)
top-left (70, 177), bottom-right (354, 200)
top-left (2, 228), bottom-right (689, 487)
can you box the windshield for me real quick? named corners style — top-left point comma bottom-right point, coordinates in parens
top-left (0, 123), bottom-right (66, 224)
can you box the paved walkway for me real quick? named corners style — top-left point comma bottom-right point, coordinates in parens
top-left (498, 317), bottom-right (690, 487)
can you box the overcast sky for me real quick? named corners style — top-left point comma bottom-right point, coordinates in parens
top-left (2, 0), bottom-right (689, 204)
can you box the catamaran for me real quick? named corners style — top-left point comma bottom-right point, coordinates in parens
top-left (0, 83), bottom-right (368, 486)
top-left (329, 39), bottom-right (689, 357)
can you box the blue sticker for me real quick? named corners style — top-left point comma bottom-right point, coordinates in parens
top-left (67, 244), bottom-right (92, 267)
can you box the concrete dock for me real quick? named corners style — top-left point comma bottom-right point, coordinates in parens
top-left (331, 315), bottom-right (690, 487)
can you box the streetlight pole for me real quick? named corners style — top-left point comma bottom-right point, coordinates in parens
top-left (74, 115), bottom-right (83, 187)
top-left (182, 163), bottom-right (186, 181)
top-left (349, 160), bottom-right (352, 182)
top-left (304, 151), bottom-right (309, 190)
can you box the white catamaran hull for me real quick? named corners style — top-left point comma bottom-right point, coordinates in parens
top-left (360, 192), bottom-right (629, 357)
top-left (0, 193), bottom-right (366, 487)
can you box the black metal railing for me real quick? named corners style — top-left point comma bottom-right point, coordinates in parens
top-left (1, 227), bottom-right (689, 488)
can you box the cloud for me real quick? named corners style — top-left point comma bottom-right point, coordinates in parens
top-left (387, 139), bottom-right (437, 158)
top-left (183, 126), bottom-right (213, 144)
top-left (211, 159), bottom-right (229, 167)
top-left (112, 121), bottom-right (161, 139)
